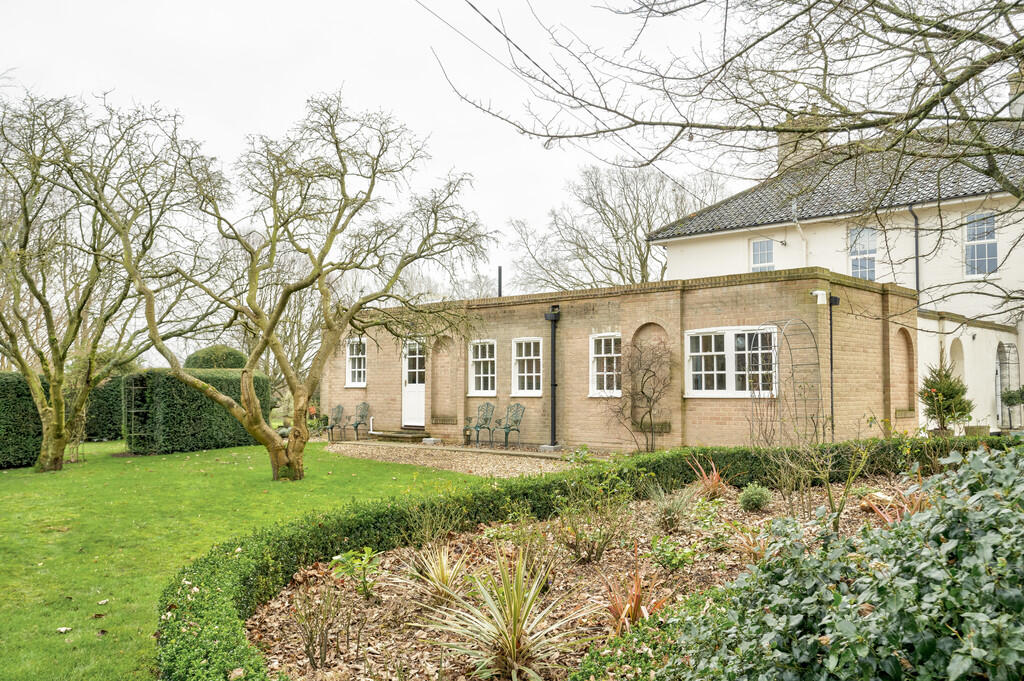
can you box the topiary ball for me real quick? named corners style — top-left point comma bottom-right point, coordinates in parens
top-left (739, 483), bottom-right (771, 512)
top-left (184, 344), bottom-right (247, 369)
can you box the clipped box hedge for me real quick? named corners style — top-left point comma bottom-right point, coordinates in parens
top-left (0, 372), bottom-right (43, 469)
top-left (155, 434), bottom-right (1017, 681)
top-left (124, 369), bottom-right (272, 455)
top-left (84, 375), bottom-right (123, 441)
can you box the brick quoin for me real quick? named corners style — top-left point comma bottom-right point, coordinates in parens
top-left (321, 267), bottom-right (918, 450)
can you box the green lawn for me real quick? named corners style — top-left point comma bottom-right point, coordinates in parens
top-left (0, 441), bottom-right (475, 681)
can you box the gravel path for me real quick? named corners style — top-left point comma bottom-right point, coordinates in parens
top-left (326, 441), bottom-right (571, 477)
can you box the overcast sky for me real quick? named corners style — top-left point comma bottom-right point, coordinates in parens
top-left (0, 0), bottom-right (709, 294)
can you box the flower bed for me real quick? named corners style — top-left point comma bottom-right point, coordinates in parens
top-left (246, 478), bottom-right (895, 679)
top-left (155, 435), bottom-right (1015, 681)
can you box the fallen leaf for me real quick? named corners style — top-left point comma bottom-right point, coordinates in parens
top-left (92, 613), bottom-right (106, 619)
top-left (98, 599), bottom-right (109, 605)
top-left (97, 629), bottom-right (108, 637)
top-left (228, 668), bottom-right (245, 680)
top-left (57, 627), bottom-right (72, 634)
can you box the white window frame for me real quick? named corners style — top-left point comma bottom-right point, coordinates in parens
top-left (345, 337), bottom-right (367, 388)
top-left (848, 226), bottom-right (877, 281)
top-left (964, 212), bottom-right (998, 278)
top-left (750, 238), bottom-right (775, 272)
top-left (467, 339), bottom-right (497, 397)
top-left (589, 332), bottom-right (622, 398)
top-left (684, 326), bottom-right (778, 398)
top-left (511, 337), bottom-right (543, 397)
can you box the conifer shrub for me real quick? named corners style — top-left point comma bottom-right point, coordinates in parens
top-left (738, 482), bottom-right (771, 511)
top-left (919, 354), bottom-right (974, 432)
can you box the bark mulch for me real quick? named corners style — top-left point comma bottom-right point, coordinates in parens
top-left (246, 476), bottom-right (901, 680)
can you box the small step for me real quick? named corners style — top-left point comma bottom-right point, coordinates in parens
top-left (371, 429), bottom-right (429, 443)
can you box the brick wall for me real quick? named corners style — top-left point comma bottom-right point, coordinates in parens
top-left (320, 267), bottom-right (919, 450)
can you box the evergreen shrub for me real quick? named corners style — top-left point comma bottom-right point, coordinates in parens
top-left (656, 446), bottom-right (1024, 681)
top-left (123, 369), bottom-right (271, 455)
top-left (0, 372), bottom-right (42, 469)
top-left (84, 376), bottom-right (123, 441)
top-left (183, 345), bottom-right (247, 369)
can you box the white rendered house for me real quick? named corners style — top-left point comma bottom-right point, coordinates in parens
top-left (650, 138), bottom-right (1024, 433)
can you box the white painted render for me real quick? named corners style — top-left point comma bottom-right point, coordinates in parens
top-left (659, 194), bottom-right (1024, 432)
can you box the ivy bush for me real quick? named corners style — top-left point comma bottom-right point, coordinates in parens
top-left (154, 436), bottom-right (1018, 681)
top-left (183, 344), bottom-right (247, 369)
top-left (657, 445), bottom-right (1024, 681)
top-left (0, 372), bottom-right (43, 469)
top-left (123, 369), bottom-right (271, 455)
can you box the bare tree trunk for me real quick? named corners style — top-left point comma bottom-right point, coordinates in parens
top-left (285, 387), bottom-right (310, 481)
top-left (238, 367), bottom-right (307, 480)
top-left (36, 414), bottom-right (67, 472)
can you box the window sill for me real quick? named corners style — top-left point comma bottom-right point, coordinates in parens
top-left (588, 391), bottom-right (622, 399)
top-left (345, 383), bottom-right (367, 389)
top-left (684, 391), bottom-right (774, 399)
top-left (510, 392), bottom-right (543, 398)
top-left (467, 391), bottom-right (497, 398)
top-left (964, 273), bottom-right (1000, 281)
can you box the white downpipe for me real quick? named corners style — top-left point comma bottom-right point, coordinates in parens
top-left (368, 416), bottom-right (382, 436)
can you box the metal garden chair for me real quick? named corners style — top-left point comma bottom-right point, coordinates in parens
top-left (491, 403), bottom-right (525, 448)
top-left (327, 404), bottom-right (350, 442)
top-left (351, 402), bottom-right (370, 440)
top-left (464, 402), bottom-right (495, 446)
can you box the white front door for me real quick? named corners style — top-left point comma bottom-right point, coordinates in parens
top-left (402, 340), bottom-right (426, 428)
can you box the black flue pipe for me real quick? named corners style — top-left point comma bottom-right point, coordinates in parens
top-left (544, 305), bottom-right (560, 446)
top-left (497, 266), bottom-right (502, 297)
top-left (828, 294), bottom-right (839, 443)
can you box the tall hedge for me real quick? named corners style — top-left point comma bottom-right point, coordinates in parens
top-left (184, 345), bottom-right (247, 369)
top-left (83, 375), bottom-right (123, 441)
top-left (123, 369), bottom-right (272, 455)
top-left (155, 434), bottom-right (1018, 681)
top-left (0, 372), bottom-right (42, 469)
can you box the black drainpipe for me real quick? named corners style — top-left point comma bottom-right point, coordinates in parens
top-left (497, 266), bottom-right (502, 297)
top-left (829, 293), bottom-right (839, 442)
top-left (909, 204), bottom-right (920, 293)
top-left (544, 305), bottom-right (561, 446)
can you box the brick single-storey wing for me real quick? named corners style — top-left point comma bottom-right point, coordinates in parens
top-left (321, 267), bottom-right (918, 450)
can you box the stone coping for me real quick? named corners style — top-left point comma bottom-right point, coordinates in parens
top-left (459, 267), bottom-right (918, 310)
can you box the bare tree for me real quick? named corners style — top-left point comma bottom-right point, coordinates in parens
top-left (68, 93), bottom-right (489, 481)
top-left (0, 94), bottom-right (213, 472)
top-left (226, 255), bottom-right (324, 406)
top-left (512, 166), bottom-right (720, 292)
top-left (609, 338), bottom-right (674, 452)
top-left (449, 0), bottom-right (1024, 314)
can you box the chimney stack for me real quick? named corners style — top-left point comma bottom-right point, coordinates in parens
top-left (776, 111), bottom-right (828, 171)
